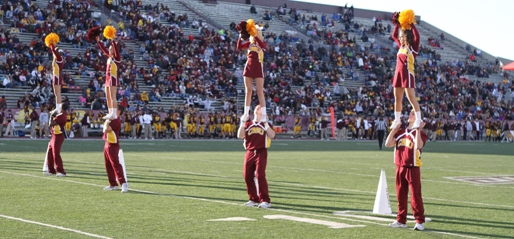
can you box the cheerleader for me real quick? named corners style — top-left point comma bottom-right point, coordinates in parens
top-left (390, 10), bottom-right (422, 130)
top-left (236, 19), bottom-right (267, 122)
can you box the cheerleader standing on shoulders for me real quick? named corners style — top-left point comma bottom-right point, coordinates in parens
top-left (236, 19), bottom-right (268, 122)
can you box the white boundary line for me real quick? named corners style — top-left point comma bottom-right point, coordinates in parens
top-left (0, 214), bottom-right (113, 239)
top-left (3, 169), bottom-right (513, 210)
top-left (0, 170), bottom-right (508, 238)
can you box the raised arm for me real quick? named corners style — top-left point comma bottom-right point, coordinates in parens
top-left (49, 44), bottom-right (62, 61)
top-left (237, 119), bottom-right (246, 139)
top-left (414, 123), bottom-right (426, 150)
top-left (392, 24), bottom-right (400, 48)
top-left (236, 37), bottom-right (250, 50)
top-left (384, 127), bottom-right (399, 148)
top-left (111, 40), bottom-right (121, 61)
top-left (411, 24), bottom-right (420, 53)
top-left (97, 40), bottom-right (109, 56)
top-left (264, 121), bottom-right (275, 139)
top-left (254, 36), bottom-right (267, 49)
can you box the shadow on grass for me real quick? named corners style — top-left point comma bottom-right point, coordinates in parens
top-left (426, 228), bottom-right (514, 239)
top-left (1, 140), bottom-right (513, 156)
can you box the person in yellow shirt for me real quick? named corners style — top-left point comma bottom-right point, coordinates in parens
top-left (207, 112), bottom-right (216, 138)
top-left (197, 113), bottom-right (206, 138)
top-left (292, 114), bottom-right (302, 139)
top-left (160, 118), bottom-right (167, 139)
top-left (153, 113), bottom-right (161, 139)
top-left (169, 113), bottom-right (178, 138)
top-left (231, 113), bottom-right (238, 138)
top-left (123, 111), bottom-right (131, 138)
top-left (187, 112), bottom-right (197, 138)
top-left (65, 109), bottom-right (75, 136)
top-left (141, 92), bottom-right (149, 103)
top-left (118, 21), bottom-right (125, 30)
top-left (223, 112), bottom-right (233, 139)
top-left (307, 115), bottom-right (316, 137)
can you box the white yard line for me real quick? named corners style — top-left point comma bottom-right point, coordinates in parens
top-left (0, 214), bottom-right (113, 239)
top-left (0, 170), bottom-right (509, 239)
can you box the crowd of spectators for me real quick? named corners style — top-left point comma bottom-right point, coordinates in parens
top-left (0, 0), bottom-right (513, 140)
top-left (233, 4), bottom-right (514, 128)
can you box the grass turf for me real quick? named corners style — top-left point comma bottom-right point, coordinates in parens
top-left (0, 139), bottom-right (513, 238)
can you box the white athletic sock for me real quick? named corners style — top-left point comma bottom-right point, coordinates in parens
top-left (415, 111), bottom-right (421, 122)
top-left (394, 112), bottom-right (401, 121)
top-left (56, 103), bottom-right (62, 113)
top-left (261, 107), bottom-right (267, 116)
top-left (244, 106), bottom-right (250, 115)
top-left (112, 108), bottom-right (117, 119)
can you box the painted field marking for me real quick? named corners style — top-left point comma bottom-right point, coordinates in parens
top-left (263, 215), bottom-right (364, 229)
top-left (0, 170), bottom-right (507, 239)
top-left (1, 169), bottom-right (512, 210)
top-left (208, 217), bottom-right (255, 222)
top-left (445, 175), bottom-right (514, 185)
top-left (334, 211), bottom-right (432, 222)
top-left (0, 214), bottom-right (113, 239)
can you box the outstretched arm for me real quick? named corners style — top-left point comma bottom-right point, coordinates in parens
top-left (384, 127), bottom-right (399, 148)
top-left (97, 38), bottom-right (109, 56)
top-left (111, 40), bottom-right (121, 61)
top-left (237, 120), bottom-right (246, 139)
top-left (392, 24), bottom-right (400, 47)
top-left (49, 44), bottom-right (62, 61)
top-left (254, 36), bottom-right (267, 49)
top-left (411, 24), bottom-right (420, 52)
top-left (264, 121), bottom-right (275, 139)
top-left (236, 37), bottom-right (250, 50)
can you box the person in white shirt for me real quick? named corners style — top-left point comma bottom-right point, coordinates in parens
top-left (201, 97), bottom-right (215, 112)
top-left (2, 75), bottom-right (12, 88)
top-left (333, 83), bottom-right (340, 96)
top-left (466, 120), bottom-right (473, 140)
top-left (363, 118), bottom-right (370, 139)
top-left (141, 110), bottom-right (153, 140)
top-left (39, 108), bottom-right (50, 138)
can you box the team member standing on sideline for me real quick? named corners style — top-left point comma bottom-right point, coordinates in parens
top-left (102, 105), bottom-right (128, 193)
top-left (236, 19), bottom-right (268, 121)
top-left (390, 10), bottom-right (423, 130)
top-left (39, 108), bottom-right (50, 138)
top-left (96, 26), bottom-right (121, 120)
top-left (44, 104), bottom-right (69, 176)
top-left (238, 105), bottom-right (275, 208)
top-left (385, 110), bottom-right (428, 231)
top-left (29, 106), bottom-right (39, 139)
top-left (375, 116), bottom-right (387, 149)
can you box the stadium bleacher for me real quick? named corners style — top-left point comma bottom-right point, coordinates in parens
top-left (0, 0), bottom-right (512, 139)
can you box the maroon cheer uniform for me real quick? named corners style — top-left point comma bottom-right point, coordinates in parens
top-left (237, 37), bottom-right (267, 78)
top-left (242, 121), bottom-right (272, 204)
top-left (50, 45), bottom-right (64, 85)
top-left (392, 24), bottom-right (419, 88)
top-left (392, 127), bottom-right (428, 224)
top-left (103, 118), bottom-right (126, 187)
top-left (46, 112), bottom-right (67, 175)
top-left (98, 40), bottom-right (121, 86)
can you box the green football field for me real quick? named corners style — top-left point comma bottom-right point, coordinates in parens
top-left (0, 139), bottom-right (513, 239)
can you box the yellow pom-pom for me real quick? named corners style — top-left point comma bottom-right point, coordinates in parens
top-left (398, 9), bottom-right (416, 30)
top-left (44, 33), bottom-right (60, 47)
top-left (103, 26), bottom-right (116, 40)
top-left (246, 19), bottom-right (257, 37)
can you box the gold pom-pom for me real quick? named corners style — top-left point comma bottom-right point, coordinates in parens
top-left (398, 9), bottom-right (416, 30)
top-left (246, 19), bottom-right (257, 37)
top-left (44, 33), bottom-right (60, 47)
top-left (103, 26), bottom-right (116, 40)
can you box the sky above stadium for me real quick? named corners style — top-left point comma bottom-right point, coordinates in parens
top-left (294, 0), bottom-right (514, 62)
